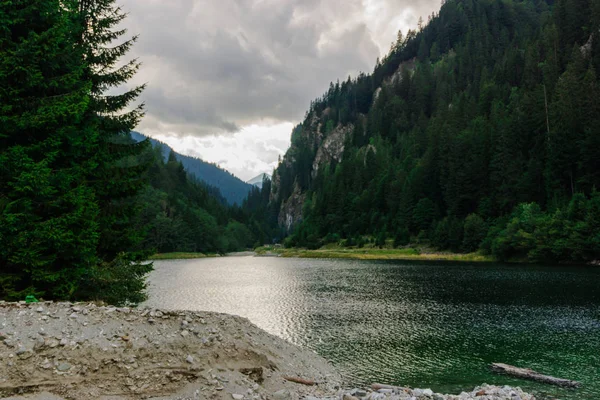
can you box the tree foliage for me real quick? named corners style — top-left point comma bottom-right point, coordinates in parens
top-left (270, 0), bottom-right (600, 263)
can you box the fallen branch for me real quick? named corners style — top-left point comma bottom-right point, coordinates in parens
top-left (371, 383), bottom-right (410, 392)
top-left (491, 363), bottom-right (580, 388)
top-left (283, 376), bottom-right (316, 386)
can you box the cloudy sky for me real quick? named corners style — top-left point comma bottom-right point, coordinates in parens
top-left (120, 0), bottom-right (439, 181)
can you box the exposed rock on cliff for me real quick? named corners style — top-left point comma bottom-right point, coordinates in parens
top-left (277, 181), bottom-right (306, 231)
top-left (312, 123), bottom-right (353, 178)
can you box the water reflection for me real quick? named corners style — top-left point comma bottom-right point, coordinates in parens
top-left (143, 257), bottom-right (600, 399)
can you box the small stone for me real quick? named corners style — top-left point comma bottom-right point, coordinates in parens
top-left (355, 390), bottom-right (368, 397)
top-left (16, 346), bottom-right (27, 355)
top-left (36, 307), bottom-right (44, 313)
top-left (33, 337), bottom-right (46, 351)
top-left (423, 389), bottom-right (434, 397)
top-left (82, 308), bottom-right (89, 315)
top-left (147, 318), bottom-right (155, 324)
top-left (72, 306), bottom-right (81, 312)
top-left (186, 355), bottom-right (194, 364)
top-left (41, 316), bottom-right (49, 321)
top-left (59, 338), bottom-right (68, 346)
top-left (69, 312), bottom-right (78, 319)
top-left (57, 363), bottom-right (71, 372)
top-left (232, 394), bottom-right (244, 400)
top-left (181, 330), bottom-right (189, 337)
top-left (182, 320), bottom-right (189, 327)
top-left (105, 307), bottom-right (116, 313)
top-left (272, 389), bottom-right (291, 400)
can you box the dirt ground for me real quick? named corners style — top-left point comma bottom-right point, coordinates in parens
top-left (0, 302), bottom-right (341, 400)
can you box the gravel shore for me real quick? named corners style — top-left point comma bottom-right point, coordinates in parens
top-left (0, 302), bottom-right (535, 400)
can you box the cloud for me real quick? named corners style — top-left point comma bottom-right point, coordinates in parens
top-left (152, 122), bottom-right (294, 181)
top-left (119, 0), bottom-right (440, 138)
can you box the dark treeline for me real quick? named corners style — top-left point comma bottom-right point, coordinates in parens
top-left (272, 0), bottom-right (600, 263)
top-left (133, 146), bottom-right (259, 255)
top-left (0, 0), bottom-right (264, 304)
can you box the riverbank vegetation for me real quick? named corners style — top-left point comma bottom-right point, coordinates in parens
top-left (263, 0), bottom-right (600, 264)
top-left (148, 252), bottom-right (217, 260)
top-left (255, 245), bottom-right (494, 262)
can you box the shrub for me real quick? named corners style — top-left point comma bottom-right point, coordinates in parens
top-left (462, 214), bottom-right (488, 252)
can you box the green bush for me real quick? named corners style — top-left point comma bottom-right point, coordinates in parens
top-left (462, 214), bottom-right (488, 252)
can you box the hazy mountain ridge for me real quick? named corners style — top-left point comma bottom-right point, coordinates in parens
top-left (131, 132), bottom-right (252, 205)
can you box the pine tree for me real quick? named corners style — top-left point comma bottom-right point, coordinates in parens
top-left (80, 0), bottom-right (149, 254)
top-left (0, 1), bottom-right (99, 299)
top-left (74, 0), bottom-right (152, 302)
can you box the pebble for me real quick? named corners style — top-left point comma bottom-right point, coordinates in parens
top-left (272, 389), bottom-right (292, 400)
top-left (232, 394), bottom-right (244, 400)
top-left (181, 330), bottom-right (189, 337)
top-left (57, 362), bottom-right (71, 372)
top-left (36, 307), bottom-right (44, 313)
top-left (186, 354), bottom-right (194, 364)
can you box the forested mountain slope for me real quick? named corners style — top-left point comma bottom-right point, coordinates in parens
top-left (131, 132), bottom-right (253, 205)
top-left (268, 0), bottom-right (600, 262)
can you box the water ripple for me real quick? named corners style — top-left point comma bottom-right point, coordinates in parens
top-left (143, 257), bottom-right (600, 399)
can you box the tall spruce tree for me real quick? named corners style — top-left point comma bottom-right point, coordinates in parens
top-left (0, 1), bottom-right (99, 299)
top-left (74, 0), bottom-right (152, 303)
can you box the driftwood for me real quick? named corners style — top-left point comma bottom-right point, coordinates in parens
top-left (491, 363), bottom-right (581, 388)
top-left (283, 376), bottom-right (316, 386)
top-left (371, 383), bottom-right (410, 392)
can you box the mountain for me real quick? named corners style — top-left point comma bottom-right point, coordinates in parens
top-left (131, 132), bottom-right (253, 205)
top-left (266, 0), bottom-right (600, 262)
top-left (247, 173), bottom-right (272, 189)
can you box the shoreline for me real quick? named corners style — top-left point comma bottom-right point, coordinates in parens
top-left (254, 247), bottom-right (496, 262)
top-left (0, 302), bottom-right (536, 400)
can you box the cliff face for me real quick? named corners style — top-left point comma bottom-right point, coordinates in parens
top-left (277, 181), bottom-right (306, 231)
top-left (269, 109), bottom-right (355, 232)
top-left (269, 59), bottom-right (416, 232)
top-left (312, 123), bottom-right (354, 178)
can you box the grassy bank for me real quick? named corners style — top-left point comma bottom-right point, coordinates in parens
top-left (255, 245), bottom-right (495, 262)
top-left (148, 252), bottom-right (218, 260)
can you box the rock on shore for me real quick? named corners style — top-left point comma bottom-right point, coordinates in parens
top-left (0, 302), bottom-right (536, 400)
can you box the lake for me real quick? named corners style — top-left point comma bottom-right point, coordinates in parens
top-left (143, 256), bottom-right (600, 399)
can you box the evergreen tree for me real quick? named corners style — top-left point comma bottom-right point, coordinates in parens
top-left (0, 0), bottom-right (99, 299)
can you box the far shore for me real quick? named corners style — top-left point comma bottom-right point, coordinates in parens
top-left (149, 248), bottom-right (495, 262)
top-left (255, 246), bottom-right (496, 262)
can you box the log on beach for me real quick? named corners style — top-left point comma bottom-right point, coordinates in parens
top-left (491, 363), bottom-right (581, 388)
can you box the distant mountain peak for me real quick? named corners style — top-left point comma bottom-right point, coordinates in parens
top-left (247, 173), bottom-right (271, 189)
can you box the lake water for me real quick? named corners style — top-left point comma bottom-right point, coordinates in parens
top-left (143, 257), bottom-right (600, 399)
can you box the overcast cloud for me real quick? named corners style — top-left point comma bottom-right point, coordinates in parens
top-left (119, 0), bottom-right (440, 180)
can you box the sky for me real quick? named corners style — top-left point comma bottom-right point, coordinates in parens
top-left (119, 0), bottom-right (440, 181)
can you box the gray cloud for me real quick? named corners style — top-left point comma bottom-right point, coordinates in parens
top-left (119, 0), bottom-right (439, 138)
